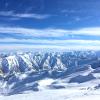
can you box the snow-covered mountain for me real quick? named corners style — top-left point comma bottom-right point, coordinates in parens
top-left (0, 52), bottom-right (66, 75)
top-left (0, 51), bottom-right (98, 75)
top-left (0, 50), bottom-right (100, 98)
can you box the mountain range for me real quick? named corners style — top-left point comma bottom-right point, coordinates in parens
top-left (0, 50), bottom-right (100, 97)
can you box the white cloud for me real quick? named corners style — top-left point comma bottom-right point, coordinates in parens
top-left (0, 26), bottom-right (100, 50)
top-left (0, 26), bottom-right (100, 38)
top-left (73, 27), bottom-right (100, 35)
top-left (0, 27), bottom-right (65, 37)
top-left (0, 44), bottom-right (100, 51)
top-left (0, 11), bottom-right (51, 19)
top-left (0, 38), bottom-right (100, 46)
top-left (15, 13), bottom-right (50, 19)
top-left (0, 38), bottom-right (100, 51)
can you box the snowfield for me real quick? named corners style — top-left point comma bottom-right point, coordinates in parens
top-left (0, 79), bottom-right (100, 100)
top-left (0, 69), bottom-right (100, 100)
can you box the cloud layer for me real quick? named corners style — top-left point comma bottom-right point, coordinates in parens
top-left (0, 11), bottom-right (51, 19)
top-left (0, 26), bottom-right (100, 37)
top-left (0, 26), bottom-right (100, 50)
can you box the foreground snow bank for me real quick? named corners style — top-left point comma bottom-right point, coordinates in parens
top-left (0, 87), bottom-right (100, 100)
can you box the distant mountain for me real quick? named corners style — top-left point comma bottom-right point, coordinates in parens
top-left (0, 51), bottom-right (99, 76)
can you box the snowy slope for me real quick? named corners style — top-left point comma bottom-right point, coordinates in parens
top-left (0, 65), bottom-right (100, 100)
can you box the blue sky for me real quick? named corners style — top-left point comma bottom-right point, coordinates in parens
top-left (0, 0), bottom-right (100, 51)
